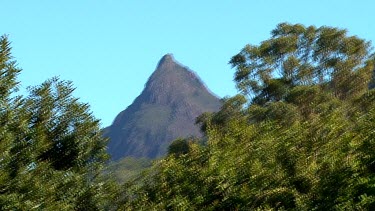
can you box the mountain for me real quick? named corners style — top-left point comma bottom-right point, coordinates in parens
top-left (105, 54), bottom-right (221, 160)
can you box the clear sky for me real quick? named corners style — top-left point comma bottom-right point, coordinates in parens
top-left (1, 0), bottom-right (374, 127)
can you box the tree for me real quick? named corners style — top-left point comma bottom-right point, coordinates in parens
top-left (117, 23), bottom-right (375, 210)
top-left (0, 34), bottom-right (25, 207)
top-left (167, 138), bottom-right (191, 157)
top-left (0, 35), bottom-right (115, 210)
top-left (230, 23), bottom-right (374, 103)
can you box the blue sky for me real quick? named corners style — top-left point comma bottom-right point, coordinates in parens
top-left (1, 0), bottom-right (374, 127)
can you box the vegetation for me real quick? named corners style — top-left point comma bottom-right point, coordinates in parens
top-left (0, 35), bottom-right (115, 210)
top-left (117, 23), bottom-right (375, 210)
top-left (1, 22), bottom-right (375, 210)
top-left (106, 157), bottom-right (152, 184)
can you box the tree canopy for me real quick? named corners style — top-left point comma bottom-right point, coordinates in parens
top-left (2, 22), bottom-right (375, 210)
top-left (0, 35), bottom-right (115, 210)
top-left (230, 23), bottom-right (374, 104)
top-left (116, 23), bottom-right (375, 210)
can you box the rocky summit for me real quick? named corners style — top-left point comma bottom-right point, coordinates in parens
top-left (106, 54), bottom-right (221, 160)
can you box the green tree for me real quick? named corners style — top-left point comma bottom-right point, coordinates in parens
top-left (0, 34), bottom-right (25, 208)
top-left (0, 35), bottom-right (115, 210)
top-left (167, 138), bottom-right (191, 157)
top-left (118, 23), bottom-right (375, 210)
top-left (230, 23), bottom-right (373, 103)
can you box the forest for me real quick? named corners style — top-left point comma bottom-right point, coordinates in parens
top-left (1, 23), bottom-right (375, 210)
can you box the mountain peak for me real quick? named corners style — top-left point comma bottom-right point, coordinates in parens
top-left (161, 53), bottom-right (174, 62)
top-left (156, 53), bottom-right (177, 70)
top-left (106, 55), bottom-right (222, 160)
top-left (146, 54), bottom-right (209, 105)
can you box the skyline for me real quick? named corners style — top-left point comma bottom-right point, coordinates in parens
top-left (1, 1), bottom-right (374, 126)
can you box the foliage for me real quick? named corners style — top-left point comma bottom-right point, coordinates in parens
top-left (167, 138), bottom-right (194, 157)
top-left (117, 23), bottom-right (375, 210)
top-left (106, 156), bottom-right (152, 184)
top-left (0, 35), bottom-right (116, 210)
top-left (2, 22), bottom-right (375, 210)
top-left (230, 23), bottom-right (373, 103)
